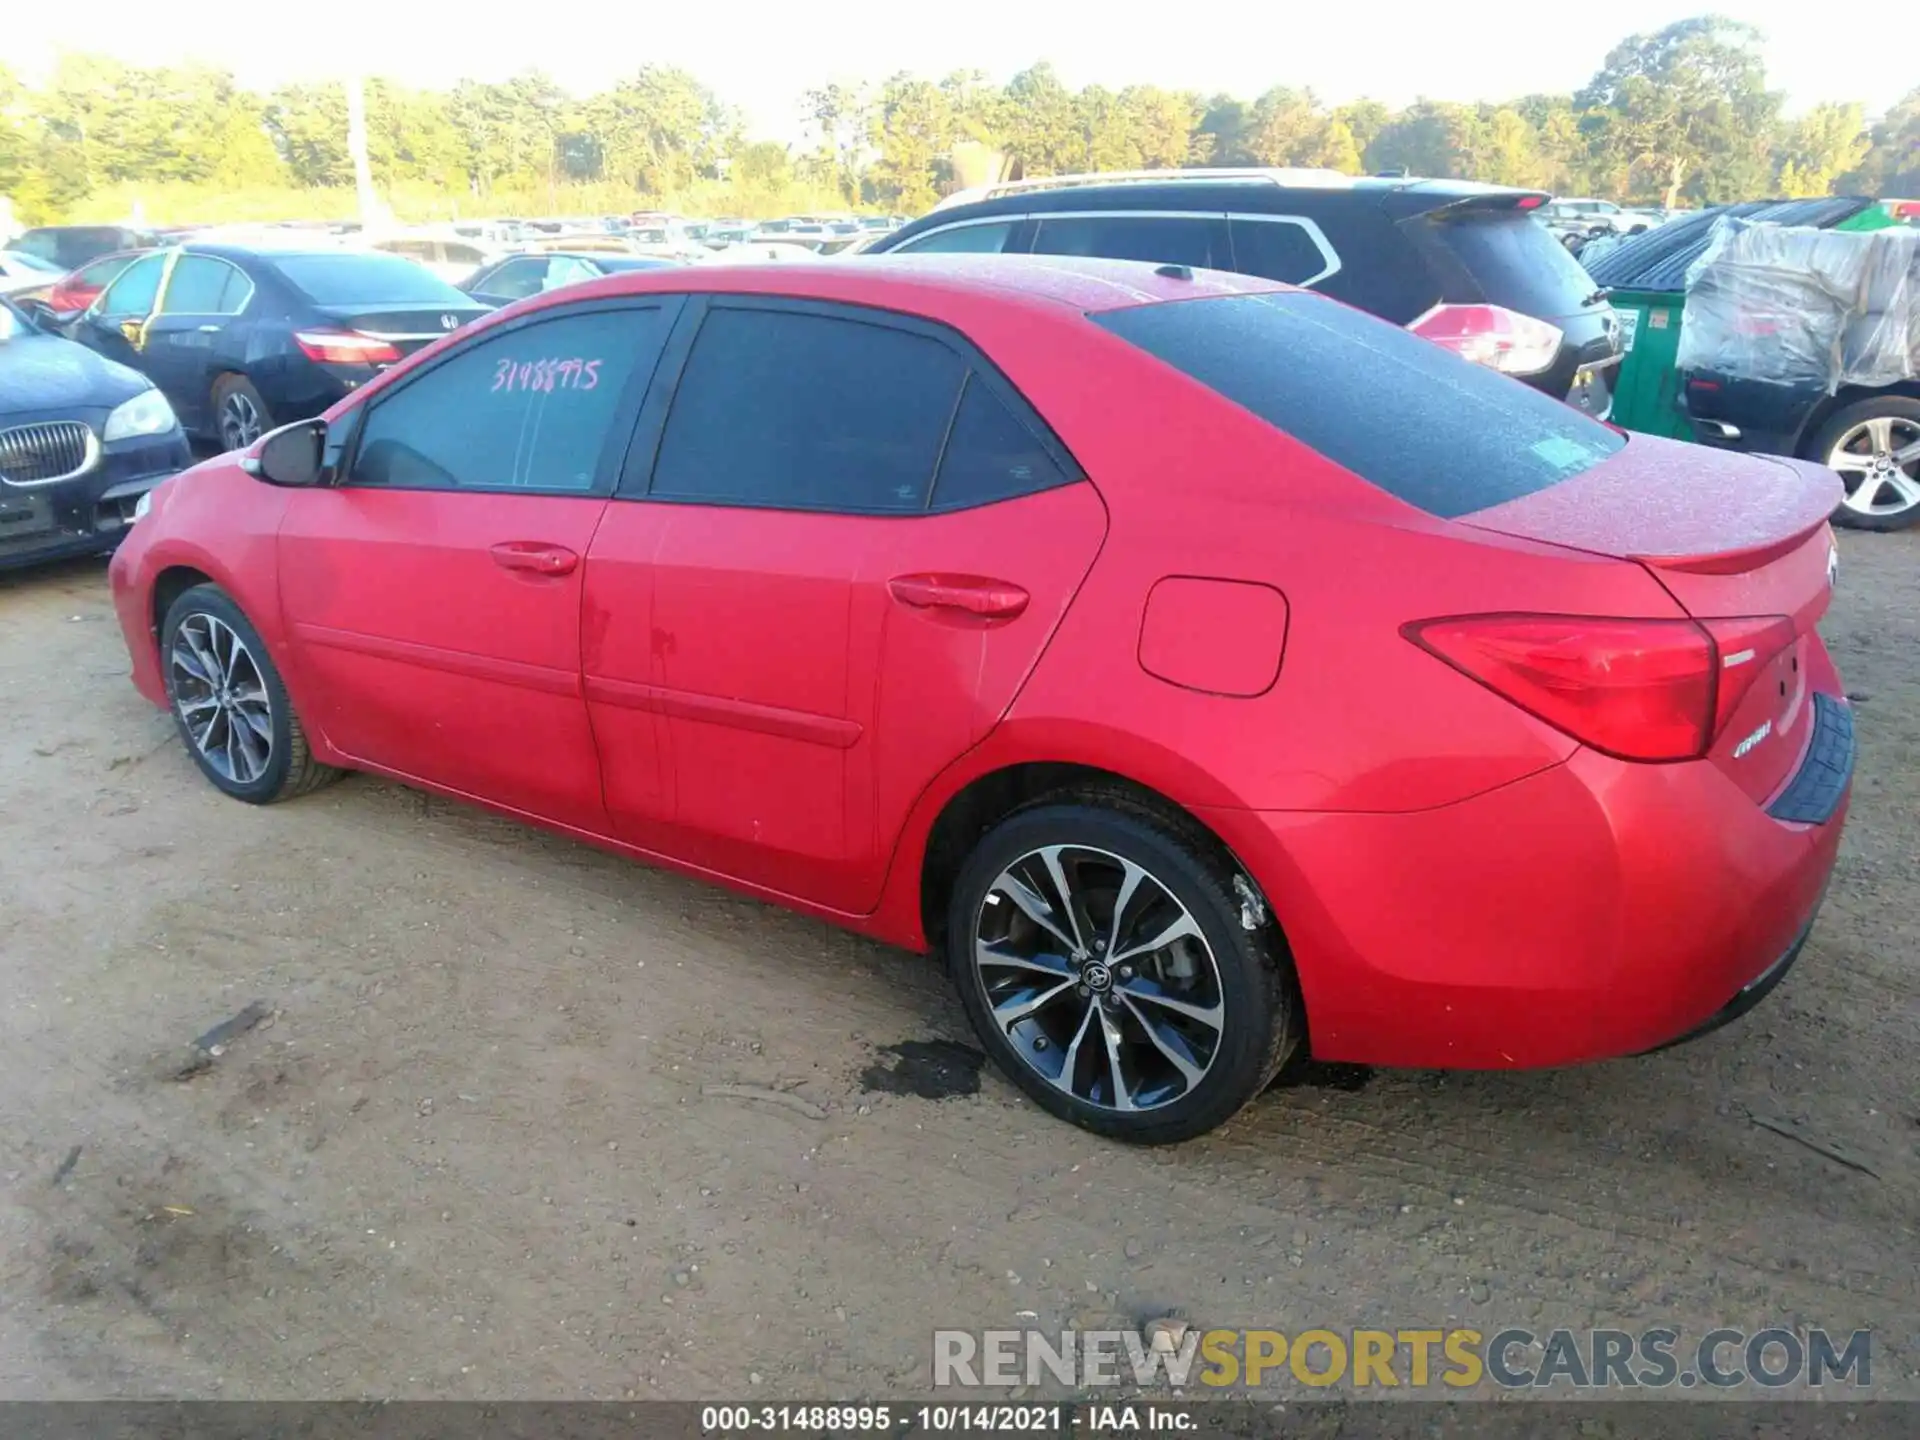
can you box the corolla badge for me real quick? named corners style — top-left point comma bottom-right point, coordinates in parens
top-left (1733, 719), bottom-right (1773, 759)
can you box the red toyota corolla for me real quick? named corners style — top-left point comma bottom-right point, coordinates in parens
top-left (108, 256), bottom-right (1852, 1142)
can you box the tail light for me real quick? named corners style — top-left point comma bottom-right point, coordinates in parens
top-left (1404, 613), bottom-right (1795, 762)
top-left (1408, 304), bottom-right (1563, 377)
top-left (295, 328), bottom-right (401, 365)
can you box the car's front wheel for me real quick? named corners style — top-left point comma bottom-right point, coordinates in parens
top-left (946, 797), bottom-right (1299, 1143)
top-left (160, 583), bottom-right (340, 803)
top-left (1811, 396), bottom-right (1920, 531)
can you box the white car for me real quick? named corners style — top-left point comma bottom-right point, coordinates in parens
top-left (367, 232), bottom-right (502, 285)
top-left (0, 248), bottom-right (70, 296)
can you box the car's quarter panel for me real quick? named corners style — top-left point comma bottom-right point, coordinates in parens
top-left (277, 489), bottom-right (609, 827)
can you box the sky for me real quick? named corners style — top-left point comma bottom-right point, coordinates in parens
top-left (9, 0), bottom-right (1916, 143)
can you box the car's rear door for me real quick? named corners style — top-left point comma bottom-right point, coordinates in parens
top-left (581, 297), bottom-right (1107, 913)
top-left (137, 252), bottom-right (254, 433)
top-left (277, 297), bottom-right (681, 830)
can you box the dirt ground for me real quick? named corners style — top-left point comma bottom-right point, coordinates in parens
top-left (0, 531), bottom-right (1915, 1402)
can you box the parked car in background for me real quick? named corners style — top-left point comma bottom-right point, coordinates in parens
top-left (871, 169), bottom-right (1624, 418)
top-left (28, 249), bottom-right (148, 320)
top-left (110, 256), bottom-right (1848, 1142)
top-left (1539, 198), bottom-right (1657, 236)
top-left (0, 295), bottom-right (190, 570)
top-left (64, 244), bottom-right (488, 451)
top-left (369, 231), bottom-right (501, 285)
top-left (0, 249), bottom-right (66, 296)
top-left (459, 251), bottom-right (682, 307)
top-left (12, 225), bottom-right (162, 270)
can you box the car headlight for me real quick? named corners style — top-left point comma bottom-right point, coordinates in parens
top-left (103, 388), bottom-right (179, 443)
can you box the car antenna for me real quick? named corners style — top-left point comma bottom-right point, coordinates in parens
top-left (1154, 263), bottom-right (1194, 279)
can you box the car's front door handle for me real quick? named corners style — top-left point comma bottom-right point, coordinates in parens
top-left (888, 574), bottom-right (1030, 620)
top-left (490, 541), bottom-right (579, 576)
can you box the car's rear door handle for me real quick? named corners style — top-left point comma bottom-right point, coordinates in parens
top-left (490, 541), bottom-right (579, 576)
top-left (888, 574), bottom-right (1029, 619)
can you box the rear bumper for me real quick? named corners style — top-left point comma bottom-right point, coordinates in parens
top-left (1199, 691), bottom-right (1851, 1070)
top-left (0, 434), bottom-right (190, 571)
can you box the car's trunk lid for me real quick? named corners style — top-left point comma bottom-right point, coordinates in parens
top-left (313, 303), bottom-right (486, 356)
top-left (1460, 434), bottom-right (1842, 803)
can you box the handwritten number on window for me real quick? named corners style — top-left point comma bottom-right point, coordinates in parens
top-left (490, 357), bottom-right (602, 394)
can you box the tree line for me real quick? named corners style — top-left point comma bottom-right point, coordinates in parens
top-left (1, 16), bottom-right (1915, 227)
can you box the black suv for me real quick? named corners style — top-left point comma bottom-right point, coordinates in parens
top-left (868, 169), bottom-right (1623, 417)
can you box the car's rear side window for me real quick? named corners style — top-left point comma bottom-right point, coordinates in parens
top-left (1093, 290), bottom-right (1623, 519)
top-left (1422, 214), bottom-right (1600, 320)
top-left (651, 307), bottom-right (964, 513)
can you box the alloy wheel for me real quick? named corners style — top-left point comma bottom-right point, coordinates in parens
top-left (972, 844), bottom-right (1225, 1114)
top-left (170, 613), bottom-right (274, 785)
top-left (1829, 416), bottom-right (1920, 518)
top-left (220, 392), bottom-right (263, 450)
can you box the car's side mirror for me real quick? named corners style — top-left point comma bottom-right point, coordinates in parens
top-left (243, 419), bottom-right (327, 487)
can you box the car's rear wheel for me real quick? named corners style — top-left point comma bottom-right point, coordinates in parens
top-left (1810, 397), bottom-right (1920, 531)
top-left (946, 798), bottom-right (1299, 1143)
top-left (160, 583), bottom-right (339, 804)
top-left (212, 374), bottom-right (272, 452)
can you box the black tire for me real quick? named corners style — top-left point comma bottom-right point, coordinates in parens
top-left (160, 583), bottom-right (340, 804)
top-left (945, 796), bottom-right (1299, 1143)
top-left (1806, 396), bottom-right (1920, 532)
top-left (211, 373), bottom-right (273, 453)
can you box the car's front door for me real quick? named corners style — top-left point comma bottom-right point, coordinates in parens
top-left (137, 252), bottom-right (255, 433)
top-left (581, 298), bottom-right (1107, 913)
top-left (71, 250), bottom-right (172, 370)
top-left (276, 297), bottom-right (682, 831)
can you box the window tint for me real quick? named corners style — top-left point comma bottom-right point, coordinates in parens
top-left (1230, 218), bottom-right (1334, 285)
top-left (1031, 215), bottom-right (1227, 269)
top-left (931, 376), bottom-right (1067, 509)
top-left (273, 253), bottom-right (471, 306)
top-left (1094, 291), bottom-right (1623, 519)
top-left (546, 255), bottom-right (599, 289)
top-left (160, 255), bottom-right (250, 314)
top-left (1423, 215), bottom-right (1599, 318)
top-left (896, 221), bottom-right (1020, 255)
top-left (651, 307), bottom-right (964, 513)
top-left (477, 257), bottom-right (550, 301)
top-left (349, 306), bottom-right (669, 494)
top-left (96, 252), bottom-right (167, 317)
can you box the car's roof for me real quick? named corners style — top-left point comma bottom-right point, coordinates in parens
top-left (544, 254), bottom-right (1287, 317)
top-left (893, 175), bottom-right (1541, 231)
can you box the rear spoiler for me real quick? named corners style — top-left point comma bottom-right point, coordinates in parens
top-left (1413, 189), bottom-right (1552, 221)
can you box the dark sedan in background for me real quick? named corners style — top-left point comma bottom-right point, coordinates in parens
top-left (0, 296), bottom-right (190, 570)
top-left (458, 250), bottom-right (681, 308)
top-left (64, 244), bottom-right (489, 450)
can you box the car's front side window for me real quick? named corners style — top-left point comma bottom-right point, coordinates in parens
top-left (94, 253), bottom-right (168, 318)
top-left (346, 304), bottom-right (673, 495)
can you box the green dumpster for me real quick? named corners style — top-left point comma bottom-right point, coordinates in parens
top-left (1606, 290), bottom-right (1692, 439)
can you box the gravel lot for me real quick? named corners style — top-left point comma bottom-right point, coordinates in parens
top-left (1, 531), bottom-right (1915, 1400)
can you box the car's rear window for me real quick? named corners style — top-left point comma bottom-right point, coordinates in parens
top-left (1423, 214), bottom-right (1600, 319)
top-left (271, 253), bottom-right (471, 306)
top-left (1093, 290), bottom-right (1623, 519)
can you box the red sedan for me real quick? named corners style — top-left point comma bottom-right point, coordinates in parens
top-left (107, 257), bottom-right (1852, 1142)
